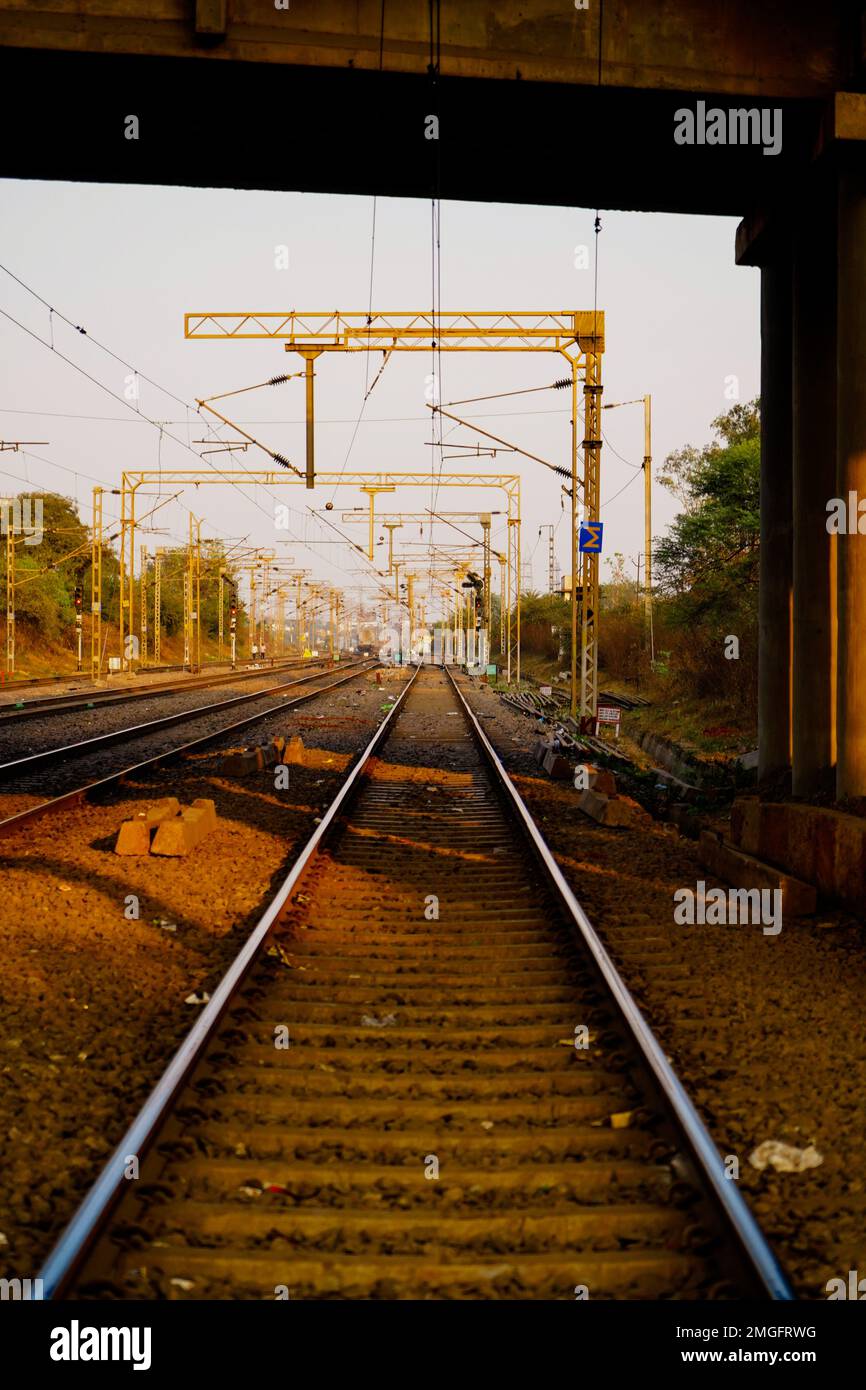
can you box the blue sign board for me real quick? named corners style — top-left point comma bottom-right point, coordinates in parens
top-left (579, 521), bottom-right (604, 554)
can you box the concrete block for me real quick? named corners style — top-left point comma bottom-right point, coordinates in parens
top-left (115, 798), bottom-right (182, 854)
top-left (115, 819), bottom-right (153, 855)
top-left (533, 737), bottom-right (556, 766)
top-left (151, 800), bottom-right (217, 857)
top-left (577, 788), bottom-right (609, 822)
top-left (730, 799), bottom-right (760, 855)
top-left (255, 743), bottom-right (278, 770)
top-left (542, 749), bottom-right (572, 779)
top-left (758, 802), bottom-right (790, 870)
top-left (144, 797), bottom-right (181, 825)
top-left (834, 816), bottom-right (866, 913)
top-left (698, 831), bottom-right (816, 917)
top-left (218, 748), bottom-right (260, 777)
top-left (576, 788), bottom-right (642, 828)
top-left (574, 763), bottom-right (616, 795)
top-left (729, 800), bottom-right (866, 912)
top-left (191, 798), bottom-right (217, 831)
top-left (282, 735), bottom-right (306, 766)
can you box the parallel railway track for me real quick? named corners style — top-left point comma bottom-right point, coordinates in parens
top-left (0, 660), bottom-right (366, 782)
top-left (39, 665), bottom-right (791, 1301)
top-left (0, 657), bottom-right (318, 724)
top-left (0, 660), bottom-right (377, 836)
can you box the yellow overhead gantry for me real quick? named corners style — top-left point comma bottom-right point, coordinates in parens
top-left (183, 309), bottom-right (604, 717)
top-left (116, 469), bottom-right (523, 681)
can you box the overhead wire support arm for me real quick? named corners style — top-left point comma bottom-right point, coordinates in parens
top-left (194, 397), bottom-right (304, 479)
top-left (427, 403), bottom-right (572, 482)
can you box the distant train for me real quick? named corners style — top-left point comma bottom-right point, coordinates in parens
top-left (355, 620), bottom-right (379, 657)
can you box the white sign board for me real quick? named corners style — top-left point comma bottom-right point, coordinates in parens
top-left (595, 705), bottom-right (622, 739)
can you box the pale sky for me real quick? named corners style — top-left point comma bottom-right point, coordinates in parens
top-left (0, 180), bottom-right (759, 613)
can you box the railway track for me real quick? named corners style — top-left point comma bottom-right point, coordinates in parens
top-left (0, 660), bottom-right (377, 835)
top-left (0, 656), bottom-right (316, 723)
top-left (0, 660), bottom-right (364, 783)
top-left (39, 664), bottom-right (791, 1301)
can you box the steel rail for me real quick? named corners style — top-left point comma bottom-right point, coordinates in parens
top-left (0, 662), bottom-right (366, 779)
top-left (0, 657), bottom-right (320, 723)
top-left (0, 656), bottom-right (242, 698)
top-left (38, 663), bottom-right (421, 1299)
top-left (0, 661), bottom-right (379, 839)
top-left (442, 664), bottom-right (793, 1301)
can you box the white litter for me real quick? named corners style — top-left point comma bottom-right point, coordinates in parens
top-left (184, 991), bottom-right (211, 1006)
top-left (361, 1013), bottom-right (397, 1028)
top-left (169, 1278), bottom-right (195, 1291)
top-left (749, 1140), bottom-right (823, 1173)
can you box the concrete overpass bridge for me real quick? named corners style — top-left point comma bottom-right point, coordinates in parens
top-left (2, 1), bottom-right (865, 794)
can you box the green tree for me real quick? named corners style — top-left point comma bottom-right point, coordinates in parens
top-left (654, 401), bottom-right (760, 617)
top-left (652, 400), bottom-right (761, 712)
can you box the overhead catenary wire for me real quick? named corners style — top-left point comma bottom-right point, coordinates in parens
top-left (442, 379), bottom-right (572, 407)
top-left (0, 278), bottom-right (380, 591)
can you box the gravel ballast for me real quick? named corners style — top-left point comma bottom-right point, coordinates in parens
top-left (457, 674), bottom-right (866, 1299)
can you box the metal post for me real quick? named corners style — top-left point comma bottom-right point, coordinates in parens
top-left (218, 570), bottom-right (224, 661)
top-left (499, 557), bottom-right (506, 655)
top-left (119, 478), bottom-right (127, 670)
top-left (195, 520), bottom-right (202, 673)
top-left (140, 544), bottom-right (148, 666)
top-left (183, 515), bottom-right (192, 669)
top-left (301, 350), bottom-right (322, 489)
top-left (581, 350), bottom-right (603, 719)
top-left (407, 573), bottom-right (415, 658)
top-left (154, 550), bottom-right (162, 666)
top-left (481, 513), bottom-right (492, 646)
top-left (514, 516), bottom-right (521, 683)
top-left (249, 563), bottom-right (257, 660)
top-left (5, 515), bottom-right (14, 677)
top-left (570, 362), bottom-right (579, 717)
top-left (91, 486), bottom-right (103, 681)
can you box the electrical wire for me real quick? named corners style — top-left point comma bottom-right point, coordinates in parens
top-left (601, 429), bottom-right (642, 469)
top-left (0, 287), bottom-right (382, 592)
top-left (601, 467), bottom-right (643, 510)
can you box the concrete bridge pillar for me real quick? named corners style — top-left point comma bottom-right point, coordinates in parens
top-left (836, 164), bottom-right (866, 798)
top-left (757, 248), bottom-right (793, 783)
top-left (792, 198), bottom-right (837, 795)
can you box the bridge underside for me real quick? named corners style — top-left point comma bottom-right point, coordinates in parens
top-left (0, 46), bottom-right (826, 217)
top-left (2, 1), bottom-right (866, 792)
